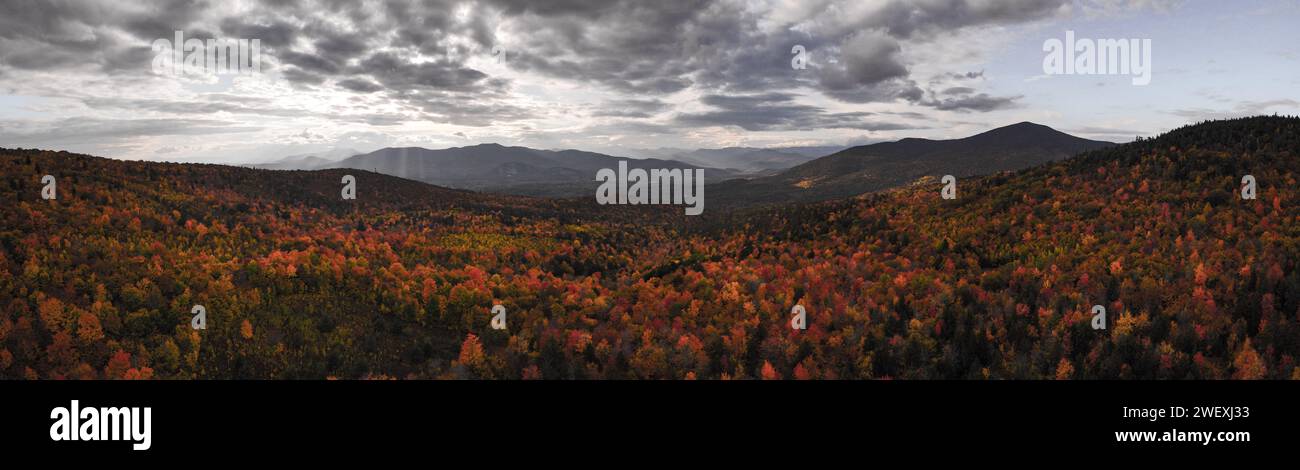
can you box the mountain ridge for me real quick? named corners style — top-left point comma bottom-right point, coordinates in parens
top-left (322, 143), bottom-right (736, 197)
top-left (710, 121), bottom-right (1115, 207)
top-left (2, 116), bottom-right (1297, 379)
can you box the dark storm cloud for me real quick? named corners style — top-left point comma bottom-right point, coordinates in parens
top-left (0, 0), bottom-right (212, 73)
top-left (814, 30), bottom-right (911, 91)
top-left (822, 79), bottom-right (925, 105)
top-left (312, 29), bottom-right (369, 60)
top-left (355, 52), bottom-right (492, 92)
top-left (216, 18), bottom-right (299, 48)
top-left (121, 0), bottom-right (212, 39)
top-left (0, 0), bottom-right (1058, 137)
top-left (282, 67), bottom-right (326, 85)
top-left (487, 0), bottom-right (627, 18)
top-left (462, 0), bottom-right (1049, 108)
top-left (493, 0), bottom-right (735, 94)
top-left (942, 70), bottom-right (986, 80)
top-left (922, 92), bottom-right (1022, 112)
top-left (337, 77), bottom-right (384, 93)
top-left (204, 1), bottom-right (518, 124)
top-left (856, 0), bottom-right (1066, 39)
top-left (280, 50), bottom-right (343, 75)
top-left (674, 93), bottom-right (917, 132)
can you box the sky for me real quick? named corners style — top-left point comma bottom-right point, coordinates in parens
top-left (0, 0), bottom-right (1297, 164)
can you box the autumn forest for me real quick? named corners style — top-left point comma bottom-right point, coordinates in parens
top-left (1, 116), bottom-right (1298, 380)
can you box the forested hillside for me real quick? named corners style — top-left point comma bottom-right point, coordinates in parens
top-left (1, 116), bottom-right (1296, 379)
top-left (709, 121), bottom-right (1113, 208)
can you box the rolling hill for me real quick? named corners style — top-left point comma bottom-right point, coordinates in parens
top-left (250, 148), bottom-right (360, 171)
top-left (711, 122), bottom-right (1114, 207)
top-left (1, 116), bottom-right (1296, 380)
top-left (324, 144), bottom-right (738, 197)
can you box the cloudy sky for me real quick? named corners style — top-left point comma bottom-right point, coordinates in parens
top-left (0, 0), bottom-right (1297, 163)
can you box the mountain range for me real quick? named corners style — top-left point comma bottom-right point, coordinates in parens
top-left (3, 116), bottom-right (1296, 379)
top-left (709, 121), bottom-right (1114, 207)
top-left (248, 123), bottom-right (1111, 203)
top-left (321, 144), bottom-right (736, 197)
top-left (250, 148), bottom-right (360, 170)
top-left (252, 144), bottom-right (822, 196)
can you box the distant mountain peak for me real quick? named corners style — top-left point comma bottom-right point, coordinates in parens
top-left (962, 121), bottom-right (1110, 147)
top-left (319, 142), bottom-right (732, 197)
top-left (1010, 121), bottom-right (1047, 128)
top-left (972, 121), bottom-right (1060, 136)
top-left (710, 122), bottom-right (1115, 208)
